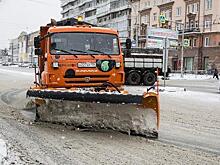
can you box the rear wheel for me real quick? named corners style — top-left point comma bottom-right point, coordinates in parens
top-left (143, 72), bottom-right (156, 86)
top-left (127, 71), bottom-right (141, 85)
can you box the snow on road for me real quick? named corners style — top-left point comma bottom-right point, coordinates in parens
top-left (0, 139), bottom-right (7, 163)
top-left (168, 73), bottom-right (213, 80)
top-left (0, 66), bottom-right (220, 163)
top-left (0, 68), bottom-right (32, 76)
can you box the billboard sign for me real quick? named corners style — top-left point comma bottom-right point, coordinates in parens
top-left (147, 38), bottom-right (163, 49)
top-left (147, 27), bottom-right (178, 40)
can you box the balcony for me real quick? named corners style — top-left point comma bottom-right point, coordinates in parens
top-left (157, 0), bottom-right (174, 8)
top-left (178, 27), bottom-right (200, 35)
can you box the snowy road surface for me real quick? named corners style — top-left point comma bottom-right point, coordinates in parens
top-left (0, 139), bottom-right (7, 163)
top-left (0, 66), bottom-right (220, 164)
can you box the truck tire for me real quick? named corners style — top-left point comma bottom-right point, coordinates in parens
top-left (143, 72), bottom-right (156, 86)
top-left (127, 71), bottom-right (141, 85)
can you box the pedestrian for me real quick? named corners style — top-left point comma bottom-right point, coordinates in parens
top-left (213, 68), bottom-right (219, 80)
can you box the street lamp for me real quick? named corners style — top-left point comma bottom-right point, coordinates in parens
top-left (160, 19), bottom-right (185, 77)
top-left (179, 23), bottom-right (185, 78)
top-left (128, 0), bottom-right (140, 47)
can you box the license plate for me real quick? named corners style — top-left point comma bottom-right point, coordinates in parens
top-left (78, 62), bottom-right (96, 68)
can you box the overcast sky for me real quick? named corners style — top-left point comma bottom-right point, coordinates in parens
top-left (0, 0), bottom-right (61, 49)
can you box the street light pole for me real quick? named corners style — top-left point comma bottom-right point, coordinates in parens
top-left (164, 20), bottom-right (185, 77)
top-left (169, 20), bottom-right (185, 77)
top-left (11, 42), bottom-right (13, 64)
top-left (128, 0), bottom-right (140, 47)
top-left (180, 24), bottom-right (185, 78)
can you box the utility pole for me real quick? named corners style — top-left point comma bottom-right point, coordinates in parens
top-left (163, 37), bottom-right (168, 87)
top-left (180, 24), bottom-right (185, 78)
top-left (160, 17), bottom-right (185, 77)
top-left (11, 42), bottom-right (13, 64)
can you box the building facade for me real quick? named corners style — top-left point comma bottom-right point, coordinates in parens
top-left (130, 0), bottom-right (220, 72)
top-left (27, 31), bottom-right (40, 65)
top-left (60, 0), bottom-right (131, 43)
top-left (9, 37), bottom-right (19, 63)
top-left (8, 31), bottom-right (39, 64)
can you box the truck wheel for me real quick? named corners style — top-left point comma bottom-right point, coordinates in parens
top-left (127, 71), bottom-right (141, 85)
top-left (143, 72), bottom-right (156, 86)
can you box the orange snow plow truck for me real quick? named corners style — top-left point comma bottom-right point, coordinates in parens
top-left (26, 17), bottom-right (160, 138)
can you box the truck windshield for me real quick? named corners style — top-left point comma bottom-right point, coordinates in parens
top-left (50, 32), bottom-right (120, 55)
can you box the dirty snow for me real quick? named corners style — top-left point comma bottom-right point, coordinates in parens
top-left (168, 73), bottom-right (213, 80)
top-left (0, 139), bottom-right (7, 163)
top-left (0, 68), bottom-right (32, 76)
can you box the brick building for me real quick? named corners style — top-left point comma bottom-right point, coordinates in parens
top-left (130, 0), bottom-right (220, 73)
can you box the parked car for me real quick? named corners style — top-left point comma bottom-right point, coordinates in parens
top-left (28, 63), bottom-right (36, 68)
top-left (2, 62), bottom-right (9, 66)
top-left (19, 62), bottom-right (30, 67)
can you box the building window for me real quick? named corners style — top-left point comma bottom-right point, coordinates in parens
top-left (141, 15), bottom-right (147, 24)
top-left (176, 20), bottom-right (182, 30)
top-left (206, 0), bottom-right (212, 10)
top-left (205, 20), bottom-right (211, 28)
top-left (204, 37), bottom-right (210, 47)
top-left (192, 3), bottom-right (199, 13)
top-left (176, 7), bottom-right (181, 16)
top-left (203, 57), bottom-right (209, 70)
top-left (193, 38), bottom-right (197, 47)
top-left (153, 13), bottom-right (157, 21)
top-left (195, 21), bottom-right (199, 28)
top-left (184, 57), bottom-right (194, 71)
top-left (153, 0), bottom-right (157, 6)
top-left (145, 1), bottom-right (151, 8)
top-left (196, 3), bottom-right (199, 12)
top-left (186, 22), bottom-right (189, 29)
top-left (192, 4), bottom-right (195, 12)
top-left (190, 20), bottom-right (194, 28)
top-left (187, 5), bottom-right (190, 14)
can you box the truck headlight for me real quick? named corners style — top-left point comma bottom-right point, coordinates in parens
top-left (116, 62), bottom-right (120, 68)
top-left (52, 62), bottom-right (59, 68)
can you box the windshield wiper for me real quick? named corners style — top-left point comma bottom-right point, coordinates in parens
top-left (52, 48), bottom-right (78, 58)
top-left (52, 48), bottom-right (72, 54)
top-left (70, 49), bottom-right (95, 58)
top-left (87, 49), bottom-right (111, 58)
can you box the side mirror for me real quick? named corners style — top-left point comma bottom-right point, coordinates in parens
top-left (125, 38), bottom-right (132, 49)
top-left (35, 48), bottom-right (42, 56)
top-left (34, 36), bottom-right (41, 48)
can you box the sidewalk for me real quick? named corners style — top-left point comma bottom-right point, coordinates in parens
top-left (167, 73), bottom-right (213, 80)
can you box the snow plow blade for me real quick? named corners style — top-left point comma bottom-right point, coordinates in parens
top-left (27, 89), bottom-right (159, 138)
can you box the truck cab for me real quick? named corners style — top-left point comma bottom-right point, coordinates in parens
top-left (34, 18), bottom-right (124, 88)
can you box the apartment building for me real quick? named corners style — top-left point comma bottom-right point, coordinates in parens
top-left (9, 38), bottom-right (19, 63)
top-left (27, 31), bottom-right (39, 64)
top-left (131, 0), bottom-right (220, 72)
top-left (8, 31), bottom-right (39, 64)
top-left (60, 0), bottom-right (131, 43)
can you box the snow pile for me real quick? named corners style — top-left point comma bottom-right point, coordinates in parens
top-left (168, 73), bottom-right (213, 80)
top-left (0, 139), bottom-right (7, 163)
